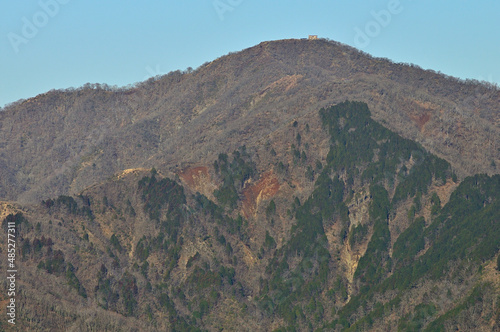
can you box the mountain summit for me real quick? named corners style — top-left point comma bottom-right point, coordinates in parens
top-left (1, 39), bottom-right (498, 204)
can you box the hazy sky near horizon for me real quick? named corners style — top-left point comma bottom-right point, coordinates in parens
top-left (1, 0), bottom-right (499, 107)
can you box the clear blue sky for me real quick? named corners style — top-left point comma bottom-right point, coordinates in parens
top-left (1, 0), bottom-right (499, 107)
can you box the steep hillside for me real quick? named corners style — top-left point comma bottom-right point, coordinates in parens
top-left (1, 39), bottom-right (499, 205)
top-left (1, 102), bottom-right (498, 331)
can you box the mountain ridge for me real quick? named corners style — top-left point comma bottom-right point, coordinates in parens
top-left (0, 38), bottom-right (498, 205)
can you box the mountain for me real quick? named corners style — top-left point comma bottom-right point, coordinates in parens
top-left (0, 39), bottom-right (499, 331)
top-left (0, 39), bottom-right (498, 204)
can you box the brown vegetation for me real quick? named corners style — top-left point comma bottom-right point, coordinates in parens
top-left (0, 39), bottom-right (498, 204)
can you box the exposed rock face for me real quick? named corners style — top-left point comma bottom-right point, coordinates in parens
top-left (348, 187), bottom-right (371, 229)
top-left (342, 187), bottom-right (371, 284)
top-left (178, 166), bottom-right (217, 200)
top-left (242, 171), bottom-right (280, 218)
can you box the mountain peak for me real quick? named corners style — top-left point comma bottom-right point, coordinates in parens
top-left (0, 39), bottom-right (498, 205)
